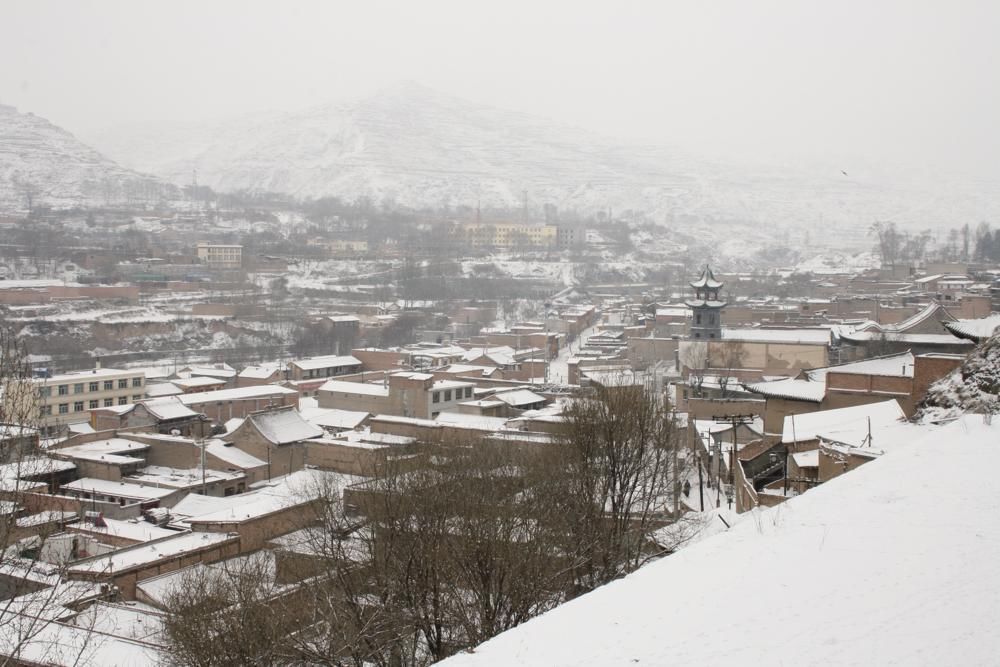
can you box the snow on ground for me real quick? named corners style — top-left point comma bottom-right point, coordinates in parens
top-left (793, 250), bottom-right (879, 275)
top-left (443, 415), bottom-right (1000, 667)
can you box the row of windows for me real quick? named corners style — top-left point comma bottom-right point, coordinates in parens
top-left (306, 366), bottom-right (358, 379)
top-left (431, 386), bottom-right (473, 403)
top-left (40, 394), bottom-right (142, 416)
top-left (39, 377), bottom-right (142, 398)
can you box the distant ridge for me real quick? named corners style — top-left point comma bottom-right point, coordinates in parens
top-left (0, 104), bottom-right (175, 211)
top-left (80, 83), bottom-right (1000, 228)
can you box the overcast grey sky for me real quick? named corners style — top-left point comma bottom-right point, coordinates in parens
top-left (1, 0), bottom-right (998, 175)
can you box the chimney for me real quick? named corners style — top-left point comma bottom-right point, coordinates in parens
top-left (95, 358), bottom-right (101, 370)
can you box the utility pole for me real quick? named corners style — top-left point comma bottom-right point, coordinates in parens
top-left (671, 409), bottom-right (679, 519)
top-left (200, 437), bottom-right (207, 496)
top-left (713, 413), bottom-right (756, 510)
top-left (697, 450), bottom-right (704, 511)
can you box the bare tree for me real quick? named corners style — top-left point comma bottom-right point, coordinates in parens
top-left (0, 327), bottom-right (101, 665)
top-left (549, 381), bottom-right (684, 590)
top-left (162, 554), bottom-right (302, 667)
top-left (159, 387), bottom-right (689, 665)
top-left (714, 340), bottom-right (747, 397)
top-left (870, 221), bottom-right (902, 269)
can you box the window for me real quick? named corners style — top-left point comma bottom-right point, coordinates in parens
top-left (38, 386), bottom-right (51, 398)
top-left (73, 401), bottom-right (84, 412)
top-left (89, 400), bottom-right (99, 409)
top-left (132, 394), bottom-right (142, 401)
top-left (444, 390), bottom-right (452, 401)
top-left (74, 383), bottom-right (85, 394)
top-left (695, 313), bottom-right (702, 325)
top-left (118, 379), bottom-right (128, 389)
top-left (104, 380), bottom-right (114, 391)
top-left (89, 382), bottom-right (98, 392)
top-left (465, 387), bottom-right (473, 398)
top-left (58, 385), bottom-right (68, 396)
top-left (432, 392), bottom-right (440, 403)
top-left (132, 377), bottom-right (142, 388)
top-left (58, 403), bottom-right (68, 414)
top-left (118, 397), bottom-right (128, 405)
top-left (104, 398), bottom-right (114, 407)
top-left (40, 405), bottom-right (52, 416)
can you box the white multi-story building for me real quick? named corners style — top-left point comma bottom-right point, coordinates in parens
top-left (27, 367), bottom-right (146, 434)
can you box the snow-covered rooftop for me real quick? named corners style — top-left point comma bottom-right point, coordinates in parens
top-left (841, 332), bottom-right (972, 346)
top-left (143, 396), bottom-right (200, 420)
top-left (806, 351), bottom-right (915, 381)
top-left (177, 384), bottom-right (297, 404)
top-left (319, 379), bottom-right (390, 397)
top-left (291, 354), bottom-right (361, 371)
top-left (238, 363), bottom-right (285, 379)
top-left (945, 314), bottom-right (1000, 342)
top-left (743, 377), bottom-right (826, 403)
top-left (492, 389), bottom-right (547, 407)
top-left (781, 399), bottom-right (906, 444)
top-left (204, 439), bottom-right (266, 468)
top-left (442, 415), bottom-right (1000, 667)
top-left (434, 412), bottom-right (509, 432)
top-left (61, 477), bottom-right (177, 501)
top-left (243, 407), bottom-right (324, 445)
top-left (722, 328), bottom-right (832, 345)
top-left (67, 531), bottom-right (237, 574)
top-left (299, 406), bottom-right (371, 431)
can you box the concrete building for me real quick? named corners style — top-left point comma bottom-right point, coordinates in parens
top-left (289, 354), bottom-right (363, 381)
top-left (24, 367), bottom-right (146, 435)
top-left (196, 242), bottom-right (243, 268)
top-left (317, 372), bottom-right (476, 419)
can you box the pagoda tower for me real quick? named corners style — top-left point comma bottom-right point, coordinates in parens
top-left (686, 266), bottom-right (726, 339)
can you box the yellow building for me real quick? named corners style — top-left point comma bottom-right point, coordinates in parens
top-left (459, 223), bottom-right (558, 248)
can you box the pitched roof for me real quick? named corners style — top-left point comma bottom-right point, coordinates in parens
top-left (493, 389), bottom-right (547, 407)
top-left (743, 377), bottom-right (826, 403)
top-left (244, 408), bottom-right (324, 445)
top-left (945, 315), bottom-right (1000, 342)
top-left (143, 397), bottom-right (200, 421)
top-left (689, 266), bottom-right (723, 289)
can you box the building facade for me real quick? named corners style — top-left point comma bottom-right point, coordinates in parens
top-left (27, 367), bottom-right (146, 434)
top-left (196, 242), bottom-right (243, 268)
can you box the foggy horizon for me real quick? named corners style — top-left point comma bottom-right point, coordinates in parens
top-left (2, 0), bottom-right (999, 177)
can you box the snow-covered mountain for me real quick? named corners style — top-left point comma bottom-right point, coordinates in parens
top-left (0, 104), bottom-right (174, 212)
top-left (82, 83), bottom-right (1000, 232)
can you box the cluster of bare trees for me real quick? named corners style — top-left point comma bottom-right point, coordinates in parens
top-left (162, 382), bottom-right (687, 666)
top-left (0, 328), bottom-right (107, 664)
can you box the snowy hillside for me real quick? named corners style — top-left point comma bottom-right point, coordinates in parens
top-left (443, 415), bottom-right (1000, 667)
top-left (917, 331), bottom-right (1000, 421)
top-left (0, 104), bottom-right (175, 211)
top-left (83, 83), bottom-right (1000, 232)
